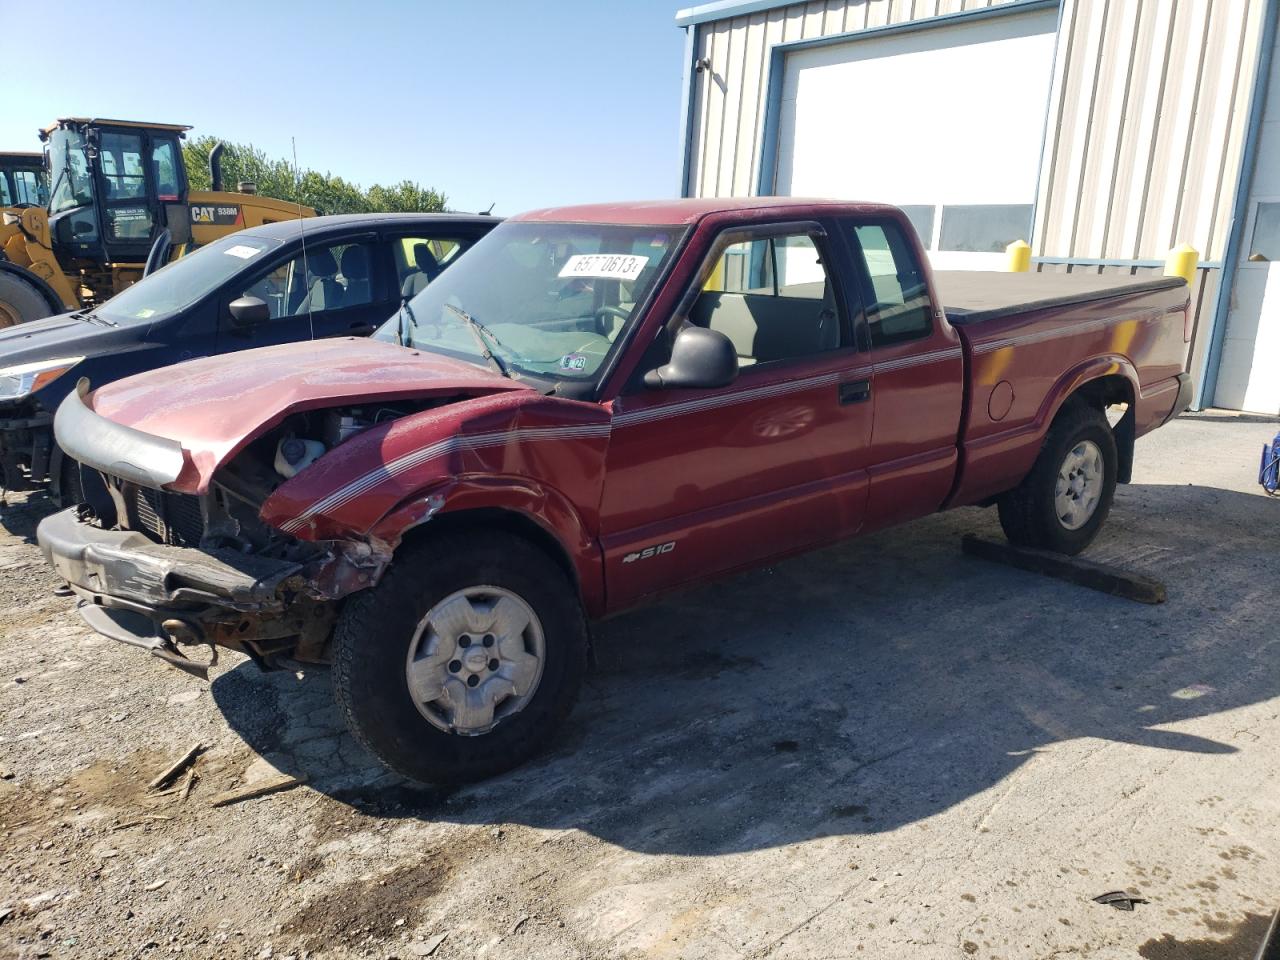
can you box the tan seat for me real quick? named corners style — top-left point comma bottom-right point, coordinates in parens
top-left (691, 287), bottom-right (838, 365)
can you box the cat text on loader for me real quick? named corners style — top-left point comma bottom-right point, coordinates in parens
top-left (0, 118), bottom-right (314, 327)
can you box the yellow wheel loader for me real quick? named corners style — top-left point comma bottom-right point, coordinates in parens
top-left (0, 118), bottom-right (313, 327)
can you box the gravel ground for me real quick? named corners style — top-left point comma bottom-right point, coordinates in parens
top-left (1, 415), bottom-right (1277, 960)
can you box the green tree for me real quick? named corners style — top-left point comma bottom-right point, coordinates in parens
top-left (182, 136), bottom-right (446, 215)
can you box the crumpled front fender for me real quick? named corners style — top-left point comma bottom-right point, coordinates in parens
top-left (257, 391), bottom-right (611, 612)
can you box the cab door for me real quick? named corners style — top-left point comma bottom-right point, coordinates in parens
top-left (598, 219), bottom-right (876, 609)
top-left (94, 129), bottom-right (159, 263)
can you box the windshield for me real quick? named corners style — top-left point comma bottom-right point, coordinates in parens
top-left (96, 233), bottom-right (282, 324)
top-left (373, 221), bottom-right (684, 381)
top-left (0, 162), bottom-right (48, 207)
top-left (48, 129), bottom-right (95, 215)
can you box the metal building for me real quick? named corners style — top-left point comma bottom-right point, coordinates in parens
top-left (675, 0), bottom-right (1280, 411)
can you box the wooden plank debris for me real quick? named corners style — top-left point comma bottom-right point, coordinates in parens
top-left (148, 744), bottom-right (204, 791)
top-left (961, 535), bottom-right (1167, 604)
top-left (209, 774), bottom-right (307, 808)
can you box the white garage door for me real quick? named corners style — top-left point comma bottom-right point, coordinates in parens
top-left (774, 8), bottom-right (1058, 270)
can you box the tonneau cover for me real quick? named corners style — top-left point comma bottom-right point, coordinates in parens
top-left (935, 271), bottom-right (1186, 325)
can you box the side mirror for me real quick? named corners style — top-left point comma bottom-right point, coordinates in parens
top-left (643, 325), bottom-right (738, 390)
top-left (228, 295), bottom-right (270, 329)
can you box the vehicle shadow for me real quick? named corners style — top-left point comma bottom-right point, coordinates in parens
top-left (210, 481), bottom-right (1280, 856)
top-left (0, 489), bottom-right (58, 545)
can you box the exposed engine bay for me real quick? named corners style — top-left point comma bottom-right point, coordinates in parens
top-left (61, 398), bottom-right (455, 673)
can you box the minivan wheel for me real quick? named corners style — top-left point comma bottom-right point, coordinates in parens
top-left (997, 399), bottom-right (1118, 555)
top-left (332, 530), bottom-right (588, 784)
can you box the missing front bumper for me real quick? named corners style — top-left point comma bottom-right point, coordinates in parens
top-left (78, 603), bottom-right (219, 680)
top-left (37, 507), bottom-right (333, 675)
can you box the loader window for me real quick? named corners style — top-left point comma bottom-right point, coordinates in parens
top-left (100, 133), bottom-right (147, 201)
top-left (151, 140), bottom-right (180, 201)
top-left (48, 129), bottom-right (94, 214)
top-left (13, 170), bottom-right (47, 206)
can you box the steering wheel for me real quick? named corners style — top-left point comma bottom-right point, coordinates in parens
top-left (594, 305), bottom-right (630, 338)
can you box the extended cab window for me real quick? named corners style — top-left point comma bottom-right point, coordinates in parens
top-left (851, 222), bottom-right (933, 347)
top-left (691, 232), bottom-right (840, 366)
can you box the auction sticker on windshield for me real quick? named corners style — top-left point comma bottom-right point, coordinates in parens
top-left (558, 254), bottom-right (649, 282)
top-left (223, 244), bottom-right (262, 260)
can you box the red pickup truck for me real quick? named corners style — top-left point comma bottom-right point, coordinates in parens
top-left (38, 198), bottom-right (1192, 783)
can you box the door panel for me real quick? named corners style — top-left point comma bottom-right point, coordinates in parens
top-left (601, 351), bottom-right (874, 608)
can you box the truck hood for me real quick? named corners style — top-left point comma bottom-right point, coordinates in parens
top-left (82, 337), bottom-right (529, 491)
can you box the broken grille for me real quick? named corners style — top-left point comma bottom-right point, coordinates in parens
top-left (130, 486), bottom-right (206, 547)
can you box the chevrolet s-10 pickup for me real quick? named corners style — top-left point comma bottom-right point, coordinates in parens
top-left (37, 198), bottom-right (1192, 782)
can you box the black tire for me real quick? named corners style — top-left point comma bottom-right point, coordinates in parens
top-left (332, 529), bottom-right (588, 784)
top-left (59, 455), bottom-right (85, 506)
top-left (0, 272), bottom-right (55, 328)
top-left (997, 399), bottom-right (1118, 555)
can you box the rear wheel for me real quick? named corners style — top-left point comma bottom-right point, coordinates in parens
top-left (332, 530), bottom-right (588, 784)
top-left (0, 272), bottom-right (54, 328)
top-left (997, 400), bottom-right (1117, 555)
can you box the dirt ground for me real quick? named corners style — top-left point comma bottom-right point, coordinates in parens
top-left (1, 415), bottom-right (1277, 960)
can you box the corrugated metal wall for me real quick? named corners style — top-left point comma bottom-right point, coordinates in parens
top-left (1034, 0), bottom-right (1263, 264)
top-left (683, 0), bottom-right (1272, 402)
top-left (1030, 0), bottom-right (1267, 386)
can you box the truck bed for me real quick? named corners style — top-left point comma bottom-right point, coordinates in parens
top-left (935, 271), bottom-right (1186, 325)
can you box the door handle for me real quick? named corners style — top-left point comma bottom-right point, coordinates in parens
top-left (839, 379), bottom-right (872, 405)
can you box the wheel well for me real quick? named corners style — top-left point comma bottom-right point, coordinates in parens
top-left (1071, 374), bottom-right (1134, 411)
top-left (1064, 374), bottom-right (1136, 483)
top-left (399, 507), bottom-right (581, 594)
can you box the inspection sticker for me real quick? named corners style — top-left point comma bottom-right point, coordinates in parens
top-left (559, 353), bottom-right (588, 371)
top-left (222, 244), bottom-right (261, 260)
top-left (558, 253), bottom-right (649, 282)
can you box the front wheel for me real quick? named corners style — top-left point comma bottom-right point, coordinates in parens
top-left (332, 530), bottom-right (588, 784)
top-left (0, 272), bottom-right (54, 328)
top-left (997, 400), bottom-right (1118, 555)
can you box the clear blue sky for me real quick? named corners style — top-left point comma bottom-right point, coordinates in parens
top-left (4, 0), bottom-right (690, 215)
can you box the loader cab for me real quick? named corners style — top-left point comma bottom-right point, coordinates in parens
top-left (41, 118), bottom-right (189, 265)
top-left (0, 153), bottom-right (49, 208)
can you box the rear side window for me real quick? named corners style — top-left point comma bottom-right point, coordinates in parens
top-left (850, 222), bottom-right (933, 347)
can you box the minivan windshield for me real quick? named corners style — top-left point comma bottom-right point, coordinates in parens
top-left (373, 221), bottom-right (684, 381)
top-left (96, 233), bottom-right (282, 324)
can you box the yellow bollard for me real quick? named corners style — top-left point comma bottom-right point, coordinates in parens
top-left (1164, 243), bottom-right (1198, 286)
top-left (1005, 239), bottom-right (1031, 272)
top-left (703, 255), bottom-right (725, 292)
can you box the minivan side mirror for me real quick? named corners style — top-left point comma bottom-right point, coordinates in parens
top-left (228, 295), bottom-right (270, 329)
top-left (643, 325), bottom-right (738, 390)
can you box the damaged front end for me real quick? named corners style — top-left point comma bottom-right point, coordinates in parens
top-left (38, 383), bottom-right (445, 678)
